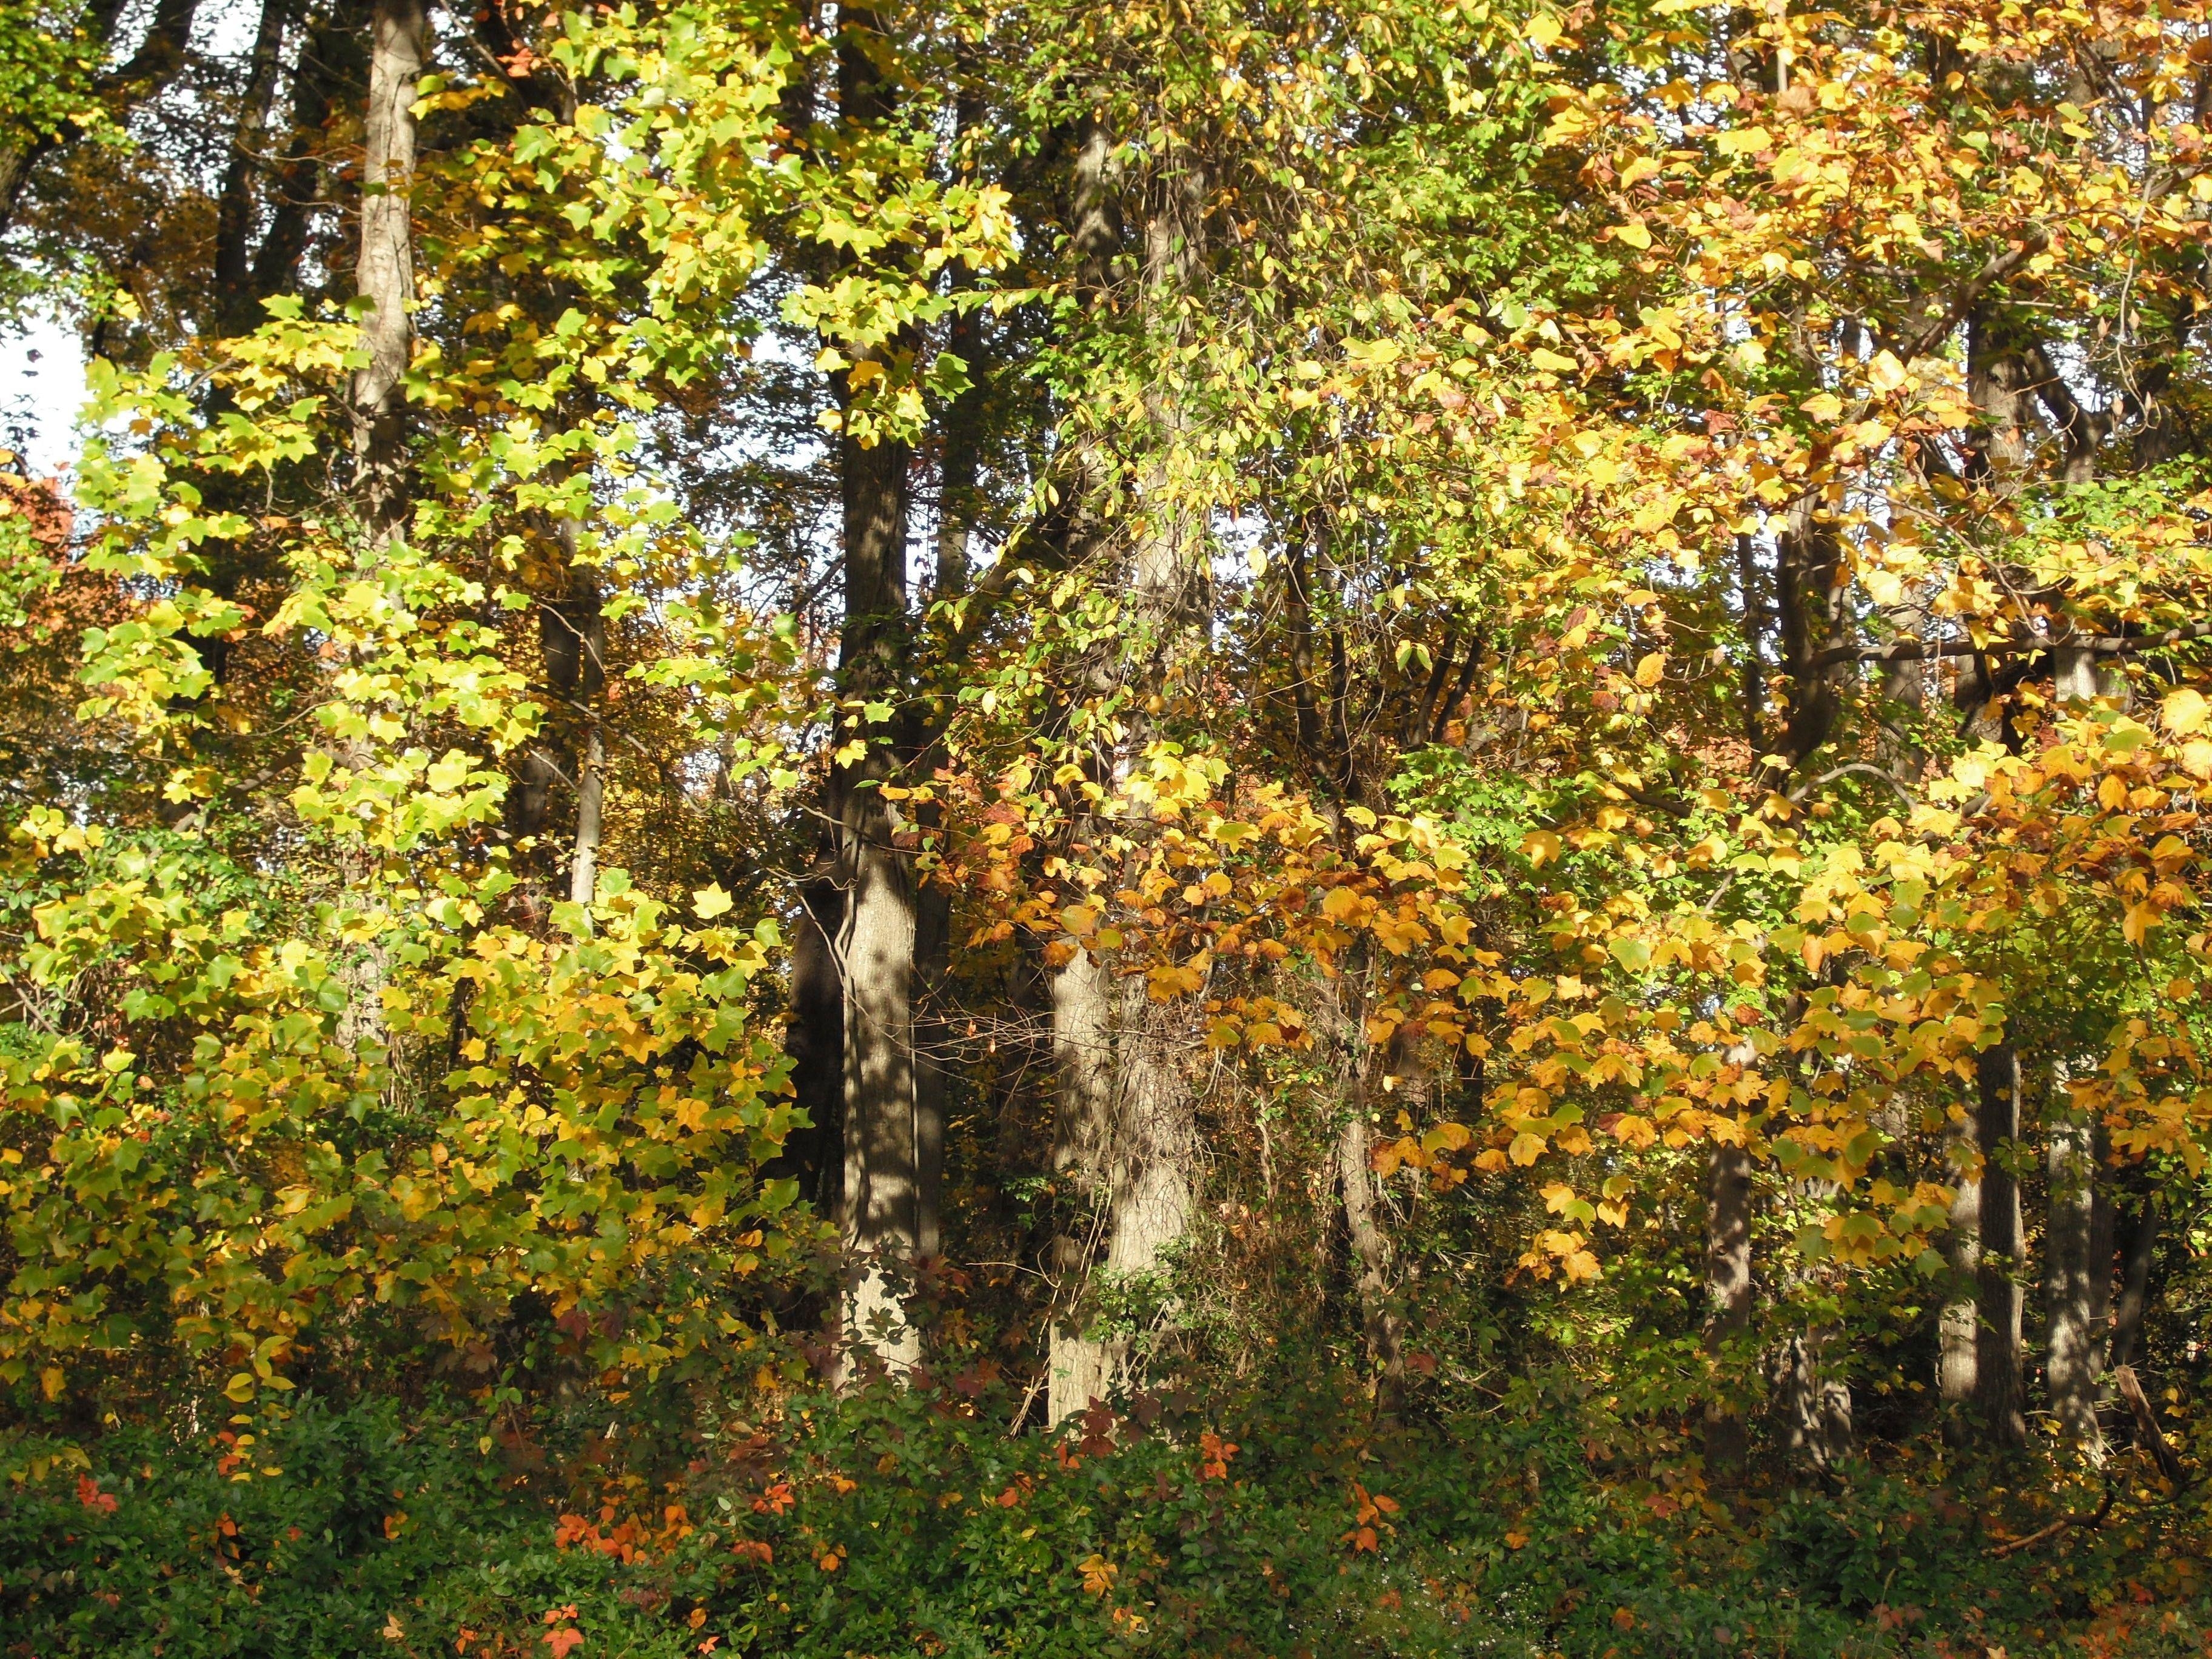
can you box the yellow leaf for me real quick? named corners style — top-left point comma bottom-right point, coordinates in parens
top-left (1509, 1131), bottom-right (1547, 1166)
top-left (1614, 220), bottom-right (1652, 250)
top-left (1866, 350), bottom-right (1909, 393)
top-left (1521, 830), bottom-right (1561, 868)
top-left (2162, 686), bottom-right (2208, 736)
top-left (692, 884), bottom-right (734, 920)
top-left (1524, 11), bottom-right (1561, 47)
top-left (1634, 651), bottom-right (1666, 688)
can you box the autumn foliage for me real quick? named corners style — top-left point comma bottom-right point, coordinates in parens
top-left (4, 0), bottom-right (2212, 1652)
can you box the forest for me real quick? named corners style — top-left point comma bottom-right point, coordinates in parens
top-left (2, 0), bottom-right (2211, 1651)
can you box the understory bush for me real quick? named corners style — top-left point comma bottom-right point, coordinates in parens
top-left (6, 1381), bottom-right (2208, 1659)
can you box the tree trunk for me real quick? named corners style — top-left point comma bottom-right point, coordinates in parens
top-left (1047, 937), bottom-right (1115, 1425)
top-left (1337, 1108), bottom-right (1404, 1414)
top-left (332, 0), bottom-right (422, 1074)
top-left (252, 0), bottom-right (365, 304)
top-left (1704, 1138), bottom-right (1753, 1478)
top-left (912, 874), bottom-right (948, 1263)
top-left (1773, 1326), bottom-right (1852, 1471)
top-left (1284, 519), bottom-right (1326, 760)
top-left (1042, 142), bottom-right (1204, 1414)
top-left (776, 850), bottom-right (845, 1222)
top-left (1101, 974), bottom-right (1196, 1303)
top-left (568, 726), bottom-right (604, 905)
top-left (1976, 1043), bottom-right (2026, 1446)
top-left (349, 0), bottom-right (425, 542)
top-left (2046, 1065), bottom-right (2103, 1459)
top-left (2110, 1194), bottom-right (2157, 1374)
top-left (833, 420), bottom-right (920, 1373)
top-left (212, 0), bottom-right (292, 335)
top-left (1940, 1105), bottom-right (1982, 1411)
top-left (822, 3), bottom-right (925, 1379)
top-left (565, 579), bottom-right (605, 908)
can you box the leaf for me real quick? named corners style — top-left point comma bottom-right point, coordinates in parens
top-left (692, 884), bottom-right (734, 919)
top-left (1079, 1553), bottom-right (1119, 1596)
top-left (1521, 830), bottom-right (1561, 868)
top-left (1866, 350), bottom-right (1909, 392)
top-left (2162, 686), bottom-right (2208, 736)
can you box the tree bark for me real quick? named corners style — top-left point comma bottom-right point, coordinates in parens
top-left (775, 849), bottom-right (846, 1223)
top-left (1284, 518), bottom-right (1326, 760)
top-left (1976, 1043), bottom-right (2026, 1446)
top-left (822, 2), bottom-right (926, 1379)
top-left (1041, 134), bottom-right (1204, 1415)
top-left (2046, 1064), bottom-right (2103, 1460)
top-left (564, 575), bottom-right (605, 908)
top-left (1338, 1108), bottom-right (1405, 1414)
top-left (2110, 1193), bottom-right (2157, 1374)
top-left (330, 0), bottom-right (422, 1078)
top-left (1940, 1105), bottom-right (1982, 1410)
top-left (212, 0), bottom-right (293, 335)
top-left (1704, 1138), bottom-right (1753, 1478)
top-left (251, 0), bottom-right (364, 304)
top-left (833, 421), bottom-right (920, 1372)
top-left (1047, 936), bottom-right (1115, 1424)
top-left (1773, 1326), bottom-right (1852, 1471)
top-left (349, 0), bottom-right (425, 543)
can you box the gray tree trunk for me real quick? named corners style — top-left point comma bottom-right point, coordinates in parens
top-left (2110, 1195), bottom-right (2157, 1373)
top-left (1976, 1044), bottom-right (2026, 1446)
top-left (333, 0), bottom-right (423, 1070)
top-left (823, 4), bottom-right (926, 1380)
top-left (564, 571), bottom-right (605, 907)
top-left (350, 0), bottom-right (425, 541)
top-left (1042, 134), bottom-right (1205, 1416)
top-left (2046, 1073), bottom-right (2104, 1460)
top-left (1047, 939), bottom-right (1116, 1424)
top-left (1940, 1106), bottom-right (1982, 1409)
top-left (833, 421), bottom-right (920, 1375)
top-left (1704, 1139), bottom-right (1753, 1478)
top-left (1338, 1108), bottom-right (1405, 1413)
top-left (1773, 1326), bottom-right (1852, 1470)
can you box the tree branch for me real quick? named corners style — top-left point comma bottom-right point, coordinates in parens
top-left (1821, 620), bottom-right (2212, 670)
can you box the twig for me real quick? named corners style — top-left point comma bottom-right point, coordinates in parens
top-left (1788, 762), bottom-right (1917, 806)
top-left (1986, 1486), bottom-right (2117, 1558)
